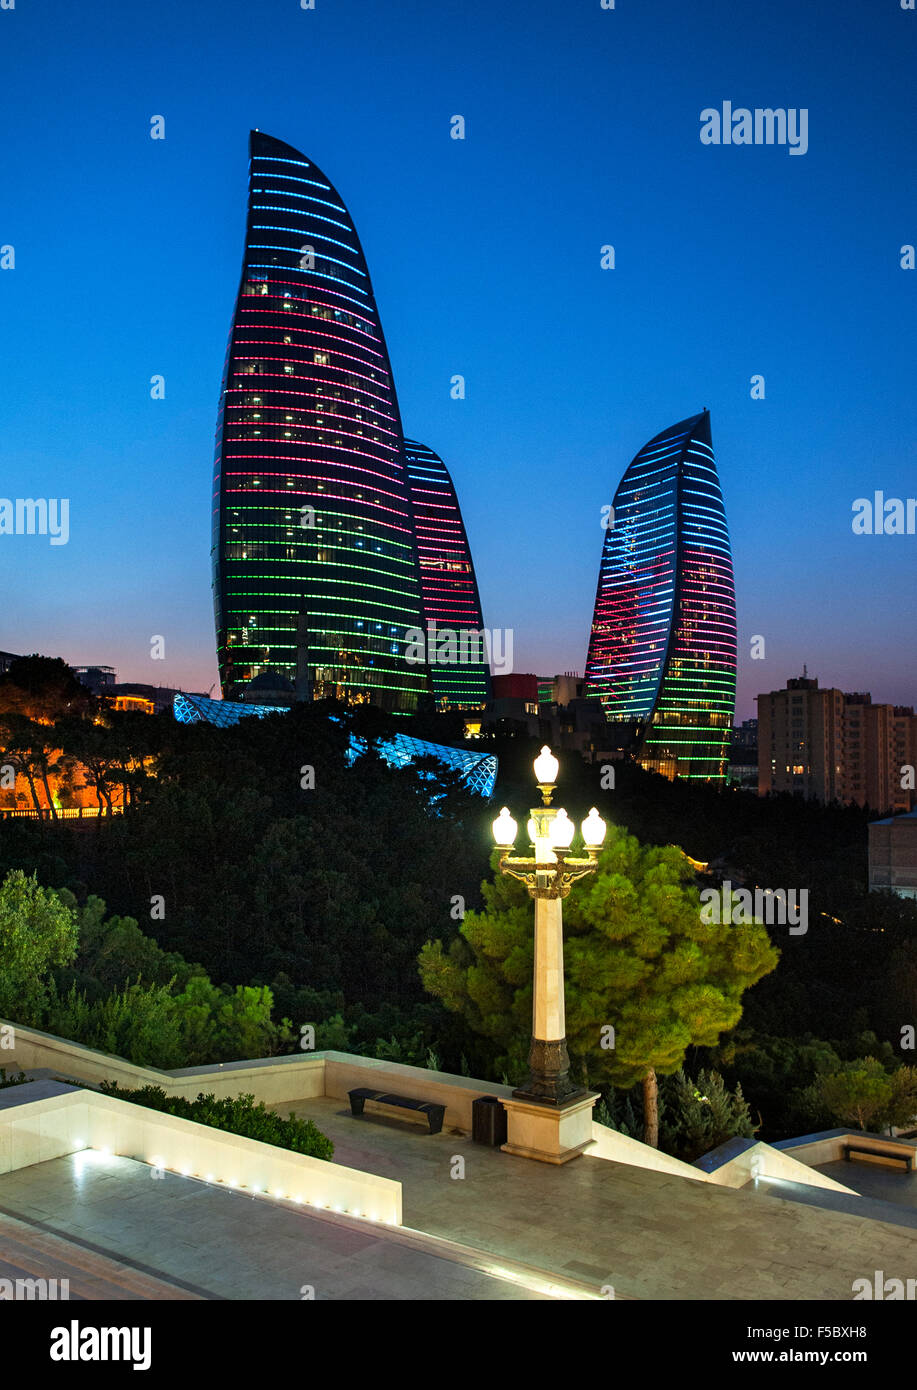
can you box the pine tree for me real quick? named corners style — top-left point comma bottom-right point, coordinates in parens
top-left (420, 823), bottom-right (778, 1146)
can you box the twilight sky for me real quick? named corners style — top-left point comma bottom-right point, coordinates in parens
top-left (1, 0), bottom-right (915, 721)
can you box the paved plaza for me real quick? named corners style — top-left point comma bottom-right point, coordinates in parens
top-left (0, 1150), bottom-right (550, 1300)
top-left (3, 1098), bottom-right (917, 1301)
top-left (275, 1096), bottom-right (917, 1301)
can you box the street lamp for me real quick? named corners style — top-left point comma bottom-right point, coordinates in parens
top-left (492, 746), bottom-right (606, 1109)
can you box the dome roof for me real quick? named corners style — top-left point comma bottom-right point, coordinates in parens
top-left (245, 670), bottom-right (295, 693)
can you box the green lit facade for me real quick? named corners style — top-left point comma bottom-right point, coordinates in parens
top-left (212, 131), bottom-right (430, 711)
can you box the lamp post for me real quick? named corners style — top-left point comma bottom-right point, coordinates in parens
top-left (491, 748), bottom-right (606, 1160)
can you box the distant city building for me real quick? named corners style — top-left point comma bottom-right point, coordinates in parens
top-left (728, 719), bottom-right (759, 789)
top-left (537, 674), bottom-right (584, 707)
top-left (111, 683), bottom-right (211, 715)
top-left (236, 669), bottom-right (297, 707)
top-left (534, 673), bottom-right (586, 709)
top-left (490, 673), bottom-right (539, 708)
top-left (71, 665), bottom-right (117, 695)
top-left (584, 410), bottom-right (737, 782)
top-left (1, 657), bottom-right (204, 715)
top-left (403, 439), bottom-right (490, 709)
top-left (473, 673), bottom-right (607, 756)
top-left (732, 718), bottom-right (758, 750)
top-left (549, 672), bottom-right (585, 706)
top-left (212, 130), bottom-right (431, 712)
top-left (757, 674), bottom-right (917, 812)
top-left (868, 808), bottom-right (917, 899)
top-left (111, 694), bottom-right (156, 715)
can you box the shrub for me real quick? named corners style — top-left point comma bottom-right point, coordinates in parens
top-left (98, 1083), bottom-right (334, 1161)
top-left (659, 1069), bottom-right (758, 1162)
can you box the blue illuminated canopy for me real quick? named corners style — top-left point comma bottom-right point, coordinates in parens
top-left (172, 693), bottom-right (497, 799)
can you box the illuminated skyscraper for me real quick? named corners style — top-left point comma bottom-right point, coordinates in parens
top-left (212, 131), bottom-right (430, 711)
top-left (403, 439), bottom-right (490, 708)
top-left (584, 410), bottom-right (736, 781)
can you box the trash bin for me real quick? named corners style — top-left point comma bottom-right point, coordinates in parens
top-left (472, 1095), bottom-right (507, 1146)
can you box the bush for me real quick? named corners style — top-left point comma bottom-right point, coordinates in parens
top-left (596, 1070), bottom-right (756, 1160)
top-left (45, 980), bottom-right (186, 1069)
top-left (0, 1068), bottom-right (29, 1089)
top-left (659, 1069), bottom-right (758, 1162)
top-left (41, 975), bottom-right (293, 1071)
top-left (98, 1083), bottom-right (334, 1161)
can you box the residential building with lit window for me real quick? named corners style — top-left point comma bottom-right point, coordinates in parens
top-left (758, 674), bottom-right (917, 812)
top-left (212, 131), bottom-right (431, 712)
top-left (583, 410), bottom-right (737, 781)
top-left (403, 439), bottom-right (490, 708)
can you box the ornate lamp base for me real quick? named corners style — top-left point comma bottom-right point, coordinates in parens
top-left (513, 1036), bottom-right (585, 1106)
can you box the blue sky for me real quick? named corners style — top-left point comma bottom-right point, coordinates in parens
top-left (1, 0), bottom-right (915, 719)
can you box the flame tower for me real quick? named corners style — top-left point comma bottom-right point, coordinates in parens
top-left (403, 439), bottom-right (490, 708)
top-left (212, 131), bottom-right (430, 711)
top-left (584, 410), bottom-right (736, 781)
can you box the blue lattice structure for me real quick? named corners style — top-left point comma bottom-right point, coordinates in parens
top-left (172, 694), bottom-right (497, 798)
top-left (346, 732), bottom-right (497, 799)
top-left (174, 692), bottom-right (285, 726)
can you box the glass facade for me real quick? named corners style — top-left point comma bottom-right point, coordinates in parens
top-left (403, 439), bottom-right (491, 709)
top-left (173, 694), bottom-right (497, 798)
top-left (212, 131), bottom-right (430, 712)
top-left (584, 410), bottom-right (736, 781)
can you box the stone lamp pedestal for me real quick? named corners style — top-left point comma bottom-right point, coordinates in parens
top-left (501, 1091), bottom-right (598, 1165)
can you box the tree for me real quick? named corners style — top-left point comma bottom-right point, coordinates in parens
top-left (0, 655), bottom-right (92, 723)
top-left (55, 891), bottom-right (202, 996)
top-left (659, 1068), bottom-right (758, 1162)
top-left (0, 714), bottom-right (61, 817)
top-left (885, 1066), bottom-right (917, 1131)
top-left (809, 1058), bottom-right (893, 1131)
top-left (809, 1059), bottom-right (917, 1133)
top-left (55, 717), bottom-right (120, 814)
top-left (0, 870), bottom-right (78, 1023)
top-left (420, 823), bottom-right (779, 1146)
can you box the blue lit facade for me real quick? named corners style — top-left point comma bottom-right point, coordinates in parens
top-left (584, 410), bottom-right (736, 781)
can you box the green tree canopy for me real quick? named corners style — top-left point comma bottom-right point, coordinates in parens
top-left (420, 823), bottom-right (779, 1145)
top-left (807, 1058), bottom-right (917, 1133)
top-left (0, 869), bottom-right (79, 1023)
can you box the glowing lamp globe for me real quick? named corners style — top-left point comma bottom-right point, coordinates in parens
top-left (492, 807), bottom-right (517, 848)
top-left (549, 809), bottom-right (575, 849)
top-left (533, 746), bottom-right (559, 787)
top-left (527, 818), bottom-right (538, 845)
top-left (582, 808), bottom-right (606, 849)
